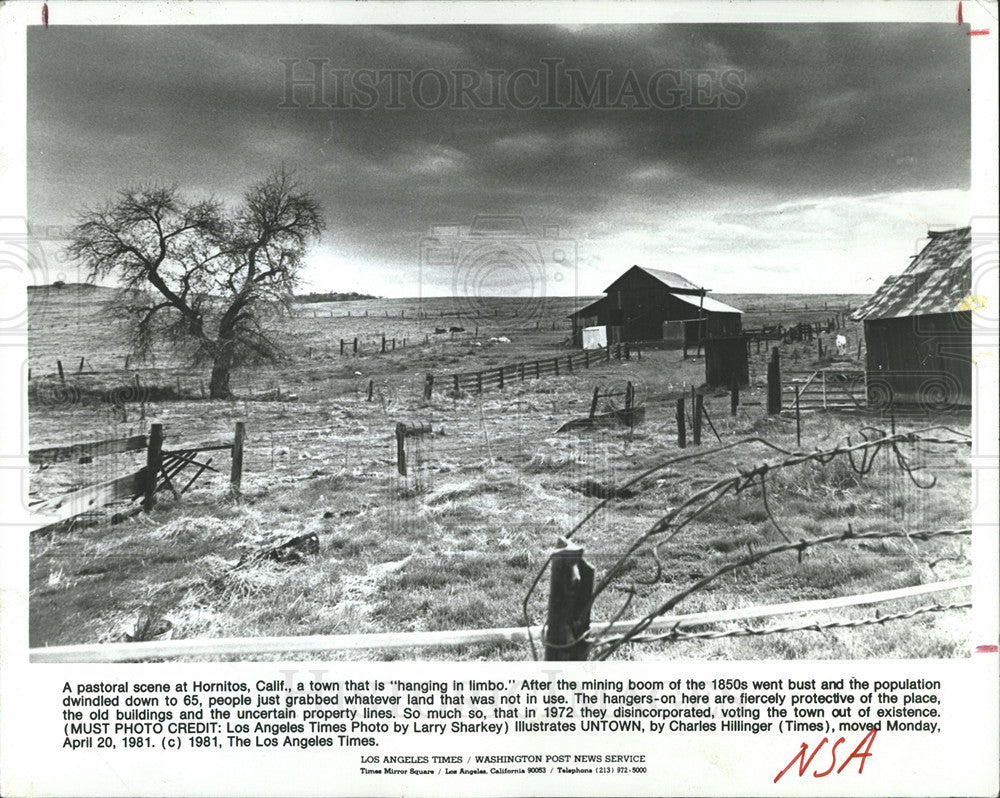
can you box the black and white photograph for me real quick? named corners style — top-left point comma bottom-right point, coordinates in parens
top-left (1, 2), bottom-right (997, 796)
top-left (20, 19), bottom-right (987, 663)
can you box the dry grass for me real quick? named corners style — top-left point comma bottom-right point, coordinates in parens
top-left (27, 289), bottom-right (972, 660)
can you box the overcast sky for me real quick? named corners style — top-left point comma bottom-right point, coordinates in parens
top-left (27, 24), bottom-right (970, 297)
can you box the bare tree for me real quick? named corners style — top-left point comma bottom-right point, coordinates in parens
top-left (67, 170), bottom-right (324, 398)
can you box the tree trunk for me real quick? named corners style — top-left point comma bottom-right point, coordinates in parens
top-left (209, 362), bottom-right (232, 400)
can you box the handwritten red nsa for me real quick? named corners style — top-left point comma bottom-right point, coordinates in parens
top-left (773, 728), bottom-right (877, 783)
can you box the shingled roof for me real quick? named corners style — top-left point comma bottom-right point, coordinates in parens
top-left (852, 227), bottom-right (972, 320)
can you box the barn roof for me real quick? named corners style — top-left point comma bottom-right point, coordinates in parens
top-left (568, 297), bottom-right (606, 318)
top-left (852, 227), bottom-right (972, 320)
top-left (605, 266), bottom-right (705, 294)
top-left (669, 292), bottom-right (743, 315)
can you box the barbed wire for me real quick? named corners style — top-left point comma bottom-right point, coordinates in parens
top-left (590, 600), bottom-right (972, 654)
top-left (521, 425), bottom-right (971, 660)
top-left (592, 525), bottom-right (971, 659)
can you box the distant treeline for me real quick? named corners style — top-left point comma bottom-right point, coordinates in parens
top-left (295, 291), bottom-right (379, 303)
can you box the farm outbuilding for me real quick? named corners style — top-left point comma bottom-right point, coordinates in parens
top-left (852, 226), bottom-right (972, 410)
top-left (569, 266), bottom-right (742, 347)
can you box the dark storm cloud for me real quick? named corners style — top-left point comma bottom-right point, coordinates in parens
top-left (27, 24), bottom-right (970, 294)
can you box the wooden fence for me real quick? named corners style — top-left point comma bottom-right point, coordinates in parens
top-left (424, 343), bottom-right (639, 399)
top-left (30, 422), bottom-right (245, 525)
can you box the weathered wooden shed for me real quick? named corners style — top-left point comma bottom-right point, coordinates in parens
top-left (852, 226), bottom-right (972, 410)
top-left (569, 266), bottom-right (742, 346)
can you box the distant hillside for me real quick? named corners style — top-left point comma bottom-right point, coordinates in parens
top-left (295, 291), bottom-right (380, 304)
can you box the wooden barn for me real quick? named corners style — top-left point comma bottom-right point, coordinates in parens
top-left (569, 266), bottom-right (742, 347)
top-left (852, 226), bottom-right (972, 410)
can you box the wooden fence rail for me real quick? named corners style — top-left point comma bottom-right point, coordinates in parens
top-left (426, 344), bottom-right (637, 398)
top-left (29, 423), bottom-right (245, 524)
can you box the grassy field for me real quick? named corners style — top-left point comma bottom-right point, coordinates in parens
top-left (27, 286), bottom-right (972, 660)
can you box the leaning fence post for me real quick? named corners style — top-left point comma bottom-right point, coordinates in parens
top-left (589, 386), bottom-right (600, 419)
top-left (78, 356), bottom-right (85, 374)
top-left (143, 423), bottom-right (164, 511)
top-left (767, 347), bottom-right (782, 415)
top-left (676, 397), bottom-right (686, 448)
top-left (230, 421), bottom-right (245, 498)
top-left (57, 360), bottom-right (65, 385)
top-left (693, 393), bottom-right (703, 445)
top-left (544, 541), bottom-right (594, 661)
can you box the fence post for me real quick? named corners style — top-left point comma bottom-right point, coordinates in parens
top-left (367, 379), bottom-right (374, 402)
top-left (340, 339), bottom-right (345, 355)
top-left (78, 356), bottom-right (85, 374)
top-left (817, 336), bottom-right (824, 359)
top-left (693, 394), bottom-right (703, 445)
top-left (353, 337), bottom-right (358, 355)
top-left (676, 397), bottom-right (686, 448)
top-left (730, 381), bottom-right (739, 416)
top-left (554, 357), bottom-right (559, 376)
top-left (143, 423), bottom-right (164, 512)
top-left (590, 386), bottom-right (600, 419)
top-left (795, 388), bottom-right (801, 447)
top-left (476, 372), bottom-right (483, 394)
top-left (423, 374), bottom-right (434, 401)
top-left (535, 361), bottom-right (541, 378)
top-left (624, 343), bottom-right (631, 361)
top-left (584, 350), bottom-right (590, 369)
top-left (767, 347), bottom-right (782, 415)
top-left (57, 360), bottom-right (65, 385)
top-left (544, 542), bottom-right (594, 661)
top-left (520, 363), bottom-right (526, 381)
top-left (567, 355), bottom-right (573, 374)
top-left (395, 422), bottom-right (407, 476)
top-left (606, 346), bottom-right (611, 362)
top-left (498, 367), bottom-right (504, 390)
top-left (454, 374), bottom-right (460, 394)
top-left (230, 421), bottom-right (245, 499)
